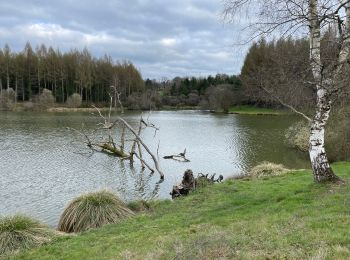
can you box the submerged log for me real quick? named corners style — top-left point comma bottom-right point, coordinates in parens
top-left (96, 143), bottom-right (130, 158)
top-left (170, 170), bottom-right (223, 199)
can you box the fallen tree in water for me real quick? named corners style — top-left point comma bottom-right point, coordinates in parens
top-left (170, 169), bottom-right (223, 199)
top-left (69, 95), bottom-right (164, 179)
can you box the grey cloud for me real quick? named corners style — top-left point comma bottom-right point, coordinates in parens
top-left (0, 0), bottom-right (246, 78)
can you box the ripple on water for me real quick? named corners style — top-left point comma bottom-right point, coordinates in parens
top-left (0, 111), bottom-right (309, 226)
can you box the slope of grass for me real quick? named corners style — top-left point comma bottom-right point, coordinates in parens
top-left (15, 162), bottom-right (350, 259)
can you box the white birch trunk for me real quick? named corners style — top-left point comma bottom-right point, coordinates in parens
top-left (308, 0), bottom-right (338, 182)
top-left (309, 88), bottom-right (338, 181)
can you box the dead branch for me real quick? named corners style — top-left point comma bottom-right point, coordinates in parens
top-left (133, 152), bottom-right (154, 173)
top-left (66, 127), bottom-right (93, 148)
top-left (259, 85), bottom-right (312, 122)
top-left (130, 116), bottom-right (144, 162)
top-left (137, 140), bottom-right (145, 169)
top-left (120, 125), bottom-right (125, 153)
top-left (116, 116), bottom-right (165, 179)
top-left (70, 96), bottom-right (163, 178)
top-left (163, 149), bottom-right (190, 162)
top-left (95, 143), bottom-right (130, 158)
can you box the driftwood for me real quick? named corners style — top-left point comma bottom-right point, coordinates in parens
top-left (116, 116), bottom-right (164, 179)
top-left (163, 149), bottom-right (190, 162)
top-left (96, 143), bottom-right (130, 158)
top-left (69, 95), bottom-right (164, 179)
top-left (170, 170), bottom-right (223, 199)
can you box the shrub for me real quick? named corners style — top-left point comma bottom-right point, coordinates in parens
top-left (0, 88), bottom-right (16, 110)
top-left (0, 215), bottom-right (55, 255)
top-left (38, 88), bottom-right (55, 108)
top-left (249, 162), bottom-right (289, 178)
top-left (186, 93), bottom-right (200, 106)
top-left (285, 121), bottom-right (310, 152)
top-left (206, 85), bottom-right (236, 113)
top-left (326, 106), bottom-right (350, 162)
top-left (58, 190), bottom-right (134, 233)
top-left (66, 93), bottom-right (82, 108)
top-left (285, 107), bottom-right (350, 162)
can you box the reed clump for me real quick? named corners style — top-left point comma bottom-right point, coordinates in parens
top-left (0, 214), bottom-right (55, 255)
top-left (58, 190), bottom-right (134, 233)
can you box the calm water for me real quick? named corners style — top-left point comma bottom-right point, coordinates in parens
top-left (0, 111), bottom-right (309, 226)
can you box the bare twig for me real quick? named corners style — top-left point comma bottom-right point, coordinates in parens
top-left (133, 152), bottom-right (154, 173)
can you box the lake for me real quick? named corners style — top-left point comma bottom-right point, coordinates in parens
top-left (0, 110), bottom-right (309, 226)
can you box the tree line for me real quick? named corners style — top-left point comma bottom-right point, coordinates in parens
top-left (138, 74), bottom-right (242, 112)
top-left (0, 42), bottom-right (144, 105)
top-left (240, 33), bottom-right (350, 111)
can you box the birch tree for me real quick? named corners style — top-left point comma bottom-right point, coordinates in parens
top-left (224, 0), bottom-right (350, 182)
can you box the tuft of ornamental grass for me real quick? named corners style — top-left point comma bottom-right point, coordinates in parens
top-left (249, 161), bottom-right (290, 178)
top-left (0, 214), bottom-right (55, 255)
top-left (58, 190), bottom-right (134, 233)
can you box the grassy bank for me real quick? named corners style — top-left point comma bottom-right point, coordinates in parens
top-left (226, 105), bottom-right (287, 115)
top-left (13, 162), bottom-right (350, 259)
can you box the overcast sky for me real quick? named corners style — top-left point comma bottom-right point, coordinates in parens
top-left (0, 0), bottom-right (248, 79)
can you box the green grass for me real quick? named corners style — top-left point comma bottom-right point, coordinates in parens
top-left (227, 105), bottom-right (287, 115)
top-left (14, 162), bottom-right (350, 259)
top-left (161, 105), bottom-right (201, 110)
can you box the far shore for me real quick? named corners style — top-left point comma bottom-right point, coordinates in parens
top-left (4, 103), bottom-right (288, 116)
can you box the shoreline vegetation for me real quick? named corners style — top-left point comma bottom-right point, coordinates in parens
top-left (10, 162), bottom-right (350, 259)
top-left (4, 102), bottom-right (288, 116)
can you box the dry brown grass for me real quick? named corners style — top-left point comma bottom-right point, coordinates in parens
top-left (58, 190), bottom-right (134, 233)
top-left (249, 162), bottom-right (290, 178)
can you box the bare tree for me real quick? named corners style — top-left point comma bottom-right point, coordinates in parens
top-left (224, 0), bottom-right (350, 182)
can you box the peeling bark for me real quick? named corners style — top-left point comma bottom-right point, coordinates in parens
top-left (309, 88), bottom-right (339, 182)
top-left (308, 0), bottom-right (340, 182)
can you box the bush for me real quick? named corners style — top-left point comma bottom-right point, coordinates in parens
top-left (285, 107), bottom-right (350, 162)
top-left (206, 85), bottom-right (236, 113)
top-left (0, 215), bottom-right (55, 255)
top-left (185, 93), bottom-right (200, 106)
top-left (326, 106), bottom-right (350, 162)
top-left (249, 162), bottom-right (289, 178)
top-left (0, 88), bottom-right (16, 110)
top-left (66, 93), bottom-right (82, 108)
top-left (126, 91), bottom-right (162, 110)
top-left (285, 121), bottom-right (310, 152)
top-left (58, 190), bottom-right (134, 233)
top-left (38, 88), bottom-right (55, 108)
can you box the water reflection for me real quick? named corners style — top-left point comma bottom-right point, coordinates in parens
top-left (0, 111), bottom-right (309, 226)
